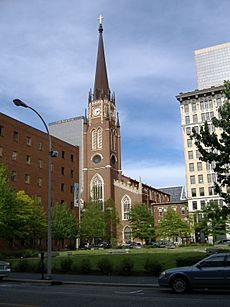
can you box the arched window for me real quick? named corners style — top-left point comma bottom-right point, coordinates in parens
top-left (122, 195), bottom-right (131, 220)
top-left (90, 174), bottom-right (104, 210)
top-left (113, 130), bottom-right (117, 151)
top-left (110, 129), bottom-right (116, 151)
top-left (92, 129), bottom-right (97, 149)
top-left (97, 128), bottom-right (102, 149)
top-left (123, 226), bottom-right (132, 242)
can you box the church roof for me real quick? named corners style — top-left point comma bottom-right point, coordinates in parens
top-left (159, 186), bottom-right (187, 203)
top-left (93, 21), bottom-right (110, 100)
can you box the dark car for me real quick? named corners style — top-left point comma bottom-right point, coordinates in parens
top-left (158, 253), bottom-right (230, 293)
top-left (0, 260), bottom-right (11, 280)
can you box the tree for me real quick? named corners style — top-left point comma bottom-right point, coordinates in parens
top-left (196, 201), bottom-right (229, 243)
top-left (0, 164), bottom-right (18, 242)
top-left (80, 200), bottom-right (106, 245)
top-left (104, 199), bottom-right (119, 246)
top-left (157, 206), bottom-right (191, 242)
top-left (0, 164), bottom-right (47, 247)
top-left (52, 203), bottom-right (78, 249)
top-left (129, 203), bottom-right (155, 244)
top-left (16, 192), bottom-right (47, 247)
top-left (191, 80), bottom-right (230, 205)
top-left (15, 191), bottom-right (47, 245)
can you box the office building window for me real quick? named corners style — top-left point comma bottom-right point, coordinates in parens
top-left (0, 125), bottom-right (4, 136)
top-left (184, 104), bottom-right (189, 113)
top-left (191, 188), bottom-right (196, 197)
top-left (13, 131), bottom-right (19, 142)
top-left (37, 177), bottom-right (42, 187)
top-left (189, 163), bottom-right (194, 172)
top-left (11, 171), bottom-right (17, 182)
top-left (197, 162), bottom-right (203, 171)
top-left (61, 183), bottom-right (65, 192)
top-left (196, 150), bottom-right (201, 159)
top-left (188, 151), bottom-right (193, 160)
top-left (12, 151), bottom-right (17, 160)
top-left (192, 201), bottom-right (197, 210)
top-left (187, 139), bottom-right (192, 147)
top-left (193, 126), bottom-right (199, 133)
top-left (212, 173), bottom-right (217, 183)
top-left (207, 174), bottom-right (212, 183)
top-left (206, 162), bottom-right (211, 171)
top-left (198, 175), bottom-right (203, 183)
top-left (25, 174), bottom-right (30, 184)
top-left (199, 187), bottom-right (205, 196)
top-left (200, 200), bottom-right (206, 210)
top-left (61, 167), bottom-right (64, 175)
top-left (62, 151), bottom-right (65, 159)
top-left (38, 142), bottom-right (43, 150)
top-left (200, 101), bottom-right (205, 110)
top-left (70, 170), bottom-right (74, 178)
top-left (186, 127), bottom-right (191, 135)
top-left (71, 154), bottom-right (74, 162)
top-left (26, 155), bottom-right (31, 165)
top-left (185, 116), bottom-right (190, 124)
top-left (190, 175), bottom-right (195, 184)
top-left (26, 136), bottom-right (32, 146)
top-left (208, 187), bottom-right (214, 195)
top-left (192, 103), bottom-right (197, 112)
top-left (38, 160), bottom-right (42, 168)
top-left (193, 114), bottom-right (198, 123)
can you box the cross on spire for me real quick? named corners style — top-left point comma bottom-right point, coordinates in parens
top-left (97, 14), bottom-right (103, 25)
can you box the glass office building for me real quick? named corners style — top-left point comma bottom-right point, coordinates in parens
top-left (195, 42), bottom-right (230, 90)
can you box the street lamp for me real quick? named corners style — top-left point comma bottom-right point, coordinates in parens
top-left (13, 99), bottom-right (52, 279)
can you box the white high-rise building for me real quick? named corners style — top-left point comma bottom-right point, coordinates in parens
top-left (177, 42), bottom-right (230, 242)
top-left (195, 42), bottom-right (230, 90)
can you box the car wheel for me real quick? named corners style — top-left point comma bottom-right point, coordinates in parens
top-left (171, 276), bottom-right (189, 294)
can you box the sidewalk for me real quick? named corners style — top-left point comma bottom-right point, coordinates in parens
top-left (6, 272), bottom-right (159, 288)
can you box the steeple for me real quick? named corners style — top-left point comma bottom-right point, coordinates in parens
top-left (93, 15), bottom-right (110, 100)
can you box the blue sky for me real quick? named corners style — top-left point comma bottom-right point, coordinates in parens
top-left (1, 0), bottom-right (230, 189)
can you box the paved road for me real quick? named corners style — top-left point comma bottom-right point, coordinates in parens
top-left (1, 282), bottom-right (230, 307)
top-left (6, 272), bottom-right (158, 286)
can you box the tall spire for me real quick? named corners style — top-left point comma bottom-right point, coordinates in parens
top-left (93, 15), bottom-right (110, 100)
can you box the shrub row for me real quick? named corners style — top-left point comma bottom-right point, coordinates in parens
top-left (10, 256), bottom-right (163, 276)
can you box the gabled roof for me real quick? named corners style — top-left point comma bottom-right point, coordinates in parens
top-left (159, 186), bottom-right (187, 203)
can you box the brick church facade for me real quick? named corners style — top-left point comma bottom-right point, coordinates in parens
top-left (80, 21), bottom-right (170, 242)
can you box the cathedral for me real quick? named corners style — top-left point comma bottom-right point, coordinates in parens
top-left (69, 19), bottom-right (170, 242)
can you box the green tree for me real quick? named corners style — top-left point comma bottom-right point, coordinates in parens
top-left (0, 164), bottom-right (18, 242)
top-left (157, 206), bottom-right (191, 242)
top-left (191, 80), bottom-right (230, 205)
top-left (14, 191), bottom-right (47, 247)
top-left (15, 191), bottom-right (47, 241)
top-left (196, 201), bottom-right (229, 243)
top-left (52, 203), bottom-right (78, 249)
top-left (80, 200), bottom-right (106, 245)
top-left (104, 199), bottom-right (119, 246)
top-left (129, 203), bottom-right (155, 244)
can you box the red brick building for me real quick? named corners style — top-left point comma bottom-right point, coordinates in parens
top-left (0, 113), bottom-right (79, 213)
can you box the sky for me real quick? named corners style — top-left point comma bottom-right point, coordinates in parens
top-left (1, 0), bottom-right (230, 189)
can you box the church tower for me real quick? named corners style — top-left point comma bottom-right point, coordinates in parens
top-left (83, 17), bottom-right (121, 207)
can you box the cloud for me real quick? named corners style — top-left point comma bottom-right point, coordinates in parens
top-left (122, 159), bottom-right (186, 189)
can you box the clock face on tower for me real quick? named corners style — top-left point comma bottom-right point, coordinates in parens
top-left (93, 107), bottom-right (101, 116)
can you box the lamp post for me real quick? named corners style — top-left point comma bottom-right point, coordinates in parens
top-left (13, 99), bottom-right (52, 279)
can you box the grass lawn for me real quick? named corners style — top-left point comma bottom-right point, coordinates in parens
top-left (10, 245), bottom-right (229, 275)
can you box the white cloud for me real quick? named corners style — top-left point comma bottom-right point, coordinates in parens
top-left (122, 159), bottom-right (186, 189)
